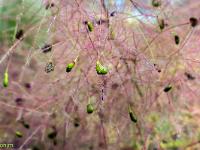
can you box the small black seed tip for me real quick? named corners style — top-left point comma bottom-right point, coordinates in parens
top-left (19, 118), bottom-right (30, 129)
top-left (74, 117), bottom-right (80, 127)
top-left (153, 64), bottom-right (161, 73)
top-left (74, 122), bottom-right (79, 127)
top-left (189, 17), bottom-right (198, 27)
top-left (66, 67), bottom-right (72, 72)
top-left (66, 62), bottom-right (75, 73)
top-left (83, 21), bottom-right (88, 25)
top-left (163, 85), bottom-right (172, 92)
top-left (53, 139), bottom-right (57, 145)
top-left (22, 122), bottom-right (30, 129)
top-left (15, 29), bottom-right (24, 40)
top-left (48, 129), bottom-right (57, 140)
top-left (24, 123), bottom-right (30, 129)
top-left (41, 44), bottom-right (52, 53)
top-left (185, 72), bottom-right (195, 80)
top-left (48, 133), bottom-right (56, 139)
top-left (157, 69), bottom-right (161, 73)
top-left (174, 35), bottom-right (180, 45)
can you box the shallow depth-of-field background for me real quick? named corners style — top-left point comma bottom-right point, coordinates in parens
top-left (1, 0), bottom-right (200, 149)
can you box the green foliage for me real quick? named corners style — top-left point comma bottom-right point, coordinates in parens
top-left (155, 119), bottom-right (172, 135)
top-left (0, 0), bottom-right (50, 45)
top-left (160, 139), bottom-right (187, 149)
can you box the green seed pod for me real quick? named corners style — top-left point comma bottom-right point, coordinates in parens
top-left (66, 62), bottom-right (75, 72)
top-left (128, 106), bottom-right (137, 123)
top-left (152, 0), bottom-right (161, 7)
top-left (174, 35), bottom-right (180, 45)
top-left (15, 131), bottom-right (23, 138)
top-left (164, 85), bottom-right (172, 92)
top-left (3, 71), bottom-right (9, 87)
top-left (87, 104), bottom-right (94, 114)
top-left (96, 61), bottom-right (108, 75)
top-left (87, 21), bottom-right (94, 32)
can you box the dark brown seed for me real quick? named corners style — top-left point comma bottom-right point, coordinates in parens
top-left (189, 17), bottom-right (198, 27)
top-left (157, 69), bottom-right (161, 73)
top-left (158, 19), bottom-right (165, 30)
top-left (163, 85), bottom-right (172, 92)
top-left (174, 35), bottom-right (180, 45)
top-left (24, 83), bottom-right (31, 89)
top-left (96, 19), bottom-right (108, 25)
top-left (15, 29), bottom-right (24, 39)
top-left (15, 98), bottom-right (24, 106)
top-left (83, 21), bottom-right (88, 25)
